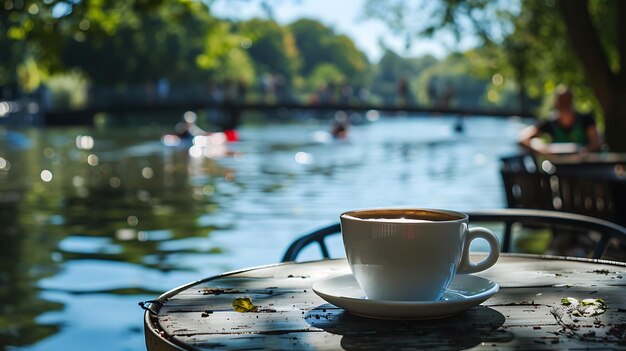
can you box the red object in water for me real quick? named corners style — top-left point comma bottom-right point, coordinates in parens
top-left (224, 130), bottom-right (239, 142)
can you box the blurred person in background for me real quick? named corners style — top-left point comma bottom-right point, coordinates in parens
top-left (175, 111), bottom-right (206, 139)
top-left (518, 85), bottom-right (603, 155)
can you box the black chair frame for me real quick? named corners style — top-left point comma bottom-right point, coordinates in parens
top-left (281, 209), bottom-right (626, 262)
top-left (500, 154), bottom-right (626, 227)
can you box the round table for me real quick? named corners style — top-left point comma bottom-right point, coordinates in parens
top-left (144, 254), bottom-right (626, 350)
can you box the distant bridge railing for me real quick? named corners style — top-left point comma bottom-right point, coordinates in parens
top-left (44, 99), bottom-right (535, 126)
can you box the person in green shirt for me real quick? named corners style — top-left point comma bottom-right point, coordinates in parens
top-left (518, 86), bottom-right (603, 154)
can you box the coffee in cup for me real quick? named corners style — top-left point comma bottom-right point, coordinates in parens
top-left (340, 208), bottom-right (499, 301)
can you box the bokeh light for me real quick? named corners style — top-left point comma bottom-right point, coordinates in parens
top-left (76, 135), bottom-right (95, 150)
top-left (127, 215), bottom-right (139, 226)
top-left (87, 154), bottom-right (99, 166)
top-left (40, 170), bottom-right (53, 182)
top-left (142, 167), bottom-right (154, 179)
top-left (295, 151), bottom-right (313, 165)
top-left (0, 157), bottom-right (8, 170)
top-left (492, 73), bottom-right (504, 86)
top-left (109, 177), bottom-right (121, 188)
top-left (241, 37), bottom-right (252, 49)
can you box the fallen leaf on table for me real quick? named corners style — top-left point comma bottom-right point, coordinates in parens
top-left (232, 297), bottom-right (257, 312)
top-left (561, 297), bottom-right (606, 317)
top-left (560, 297), bottom-right (578, 306)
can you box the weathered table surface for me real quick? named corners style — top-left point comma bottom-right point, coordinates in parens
top-left (144, 254), bottom-right (626, 350)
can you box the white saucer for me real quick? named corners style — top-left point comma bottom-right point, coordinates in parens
top-left (312, 274), bottom-right (498, 320)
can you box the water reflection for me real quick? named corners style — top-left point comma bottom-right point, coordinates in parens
top-left (0, 117), bottom-right (524, 349)
top-left (0, 127), bottom-right (239, 348)
top-left (0, 197), bottom-right (63, 347)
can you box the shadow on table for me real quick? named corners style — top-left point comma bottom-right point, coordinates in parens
top-left (305, 304), bottom-right (514, 350)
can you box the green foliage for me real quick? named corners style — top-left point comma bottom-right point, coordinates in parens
top-left (362, 0), bottom-right (511, 43)
top-left (502, 0), bottom-right (595, 116)
top-left (307, 63), bottom-right (346, 90)
top-left (362, 0), bottom-right (620, 129)
top-left (2, 3), bottom-right (370, 101)
top-left (61, 1), bottom-right (245, 86)
top-left (587, 0), bottom-right (619, 72)
top-left (236, 18), bottom-right (301, 84)
top-left (198, 21), bottom-right (256, 83)
top-left (0, 1), bottom-right (57, 85)
top-left (15, 58), bottom-right (43, 92)
top-left (289, 18), bottom-right (369, 84)
top-left (410, 51), bottom-right (517, 109)
top-left (371, 50), bottom-right (437, 104)
top-left (46, 70), bottom-right (90, 109)
top-left (2, 1), bottom-right (256, 89)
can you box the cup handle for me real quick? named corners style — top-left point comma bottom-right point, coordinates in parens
top-left (457, 226), bottom-right (500, 274)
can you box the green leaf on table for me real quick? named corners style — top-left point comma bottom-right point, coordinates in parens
top-left (232, 297), bottom-right (256, 312)
top-left (561, 297), bottom-right (606, 316)
top-left (561, 297), bottom-right (578, 306)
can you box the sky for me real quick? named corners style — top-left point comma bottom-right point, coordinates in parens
top-left (210, 0), bottom-right (480, 63)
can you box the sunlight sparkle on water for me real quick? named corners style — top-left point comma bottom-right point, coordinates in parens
top-left (127, 216), bottom-right (139, 226)
top-left (189, 145), bottom-right (203, 158)
top-left (295, 151), bottom-right (313, 165)
top-left (162, 134), bottom-right (180, 146)
top-left (75, 135), bottom-right (94, 150)
top-left (193, 135), bottom-right (208, 147)
top-left (115, 229), bottom-right (136, 241)
top-left (87, 154), bottom-right (99, 166)
top-left (366, 109), bottom-right (380, 122)
top-left (312, 131), bottom-right (331, 143)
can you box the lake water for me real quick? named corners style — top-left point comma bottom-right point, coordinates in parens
top-left (0, 115), bottom-right (527, 350)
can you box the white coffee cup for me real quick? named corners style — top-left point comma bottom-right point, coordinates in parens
top-left (340, 208), bottom-right (499, 301)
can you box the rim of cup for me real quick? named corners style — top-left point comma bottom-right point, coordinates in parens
top-left (340, 208), bottom-right (469, 223)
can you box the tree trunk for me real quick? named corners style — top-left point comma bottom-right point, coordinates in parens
top-left (558, 0), bottom-right (626, 151)
top-left (612, 1), bottom-right (626, 152)
top-left (603, 91), bottom-right (626, 152)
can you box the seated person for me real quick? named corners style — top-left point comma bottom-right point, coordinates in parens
top-left (518, 86), bottom-right (603, 154)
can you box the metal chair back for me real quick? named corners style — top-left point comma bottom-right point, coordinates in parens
top-left (281, 209), bottom-right (626, 262)
top-left (500, 155), bottom-right (626, 226)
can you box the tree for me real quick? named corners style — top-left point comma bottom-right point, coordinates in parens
top-left (364, 0), bottom-right (626, 151)
top-left (307, 63), bottom-right (346, 91)
top-left (371, 49), bottom-right (437, 105)
top-left (557, 0), bottom-right (626, 151)
top-left (236, 18), bottom-right (301, 85)
top-left (0, 0), bottom-right (63, 94)
top-left (61, 2), bottom-right (255, 87)
top-left (1, 1), bottom-right (255, 94)
top-left (289, 18), bottom-right (369, 85)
